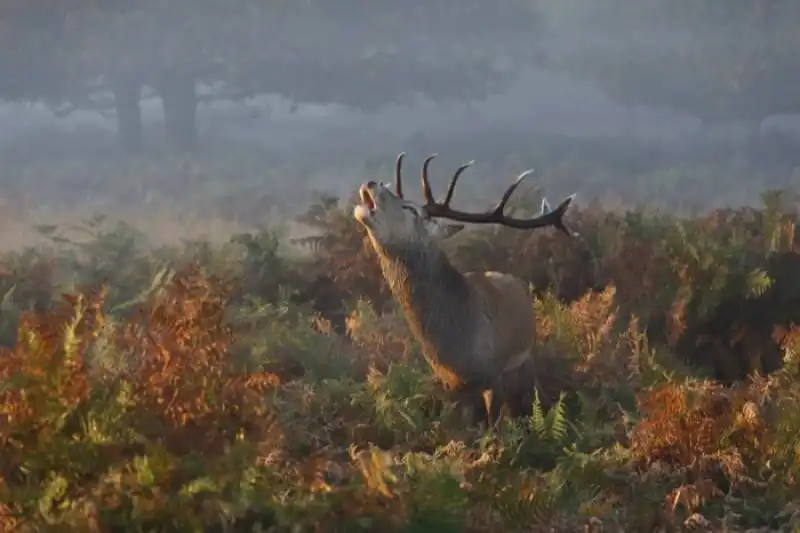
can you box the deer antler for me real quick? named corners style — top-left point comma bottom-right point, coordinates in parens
top-left (395, 152), bottom-right (406, 198)
top-left (395, 152), bottom-right (576, 237)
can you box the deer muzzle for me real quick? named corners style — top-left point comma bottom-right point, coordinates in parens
top-left (354, 182), bottom-right (380, 224)
top-left (359, 183), bottom-right (377, 212)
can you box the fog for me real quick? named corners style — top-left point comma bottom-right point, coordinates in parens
top-left (1, 1), bottom-right (799, 248)
top-left (0, 71), bottom-right (698, 172)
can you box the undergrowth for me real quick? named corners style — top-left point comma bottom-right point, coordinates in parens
top-left (1, 190), bottom-right (800, 532)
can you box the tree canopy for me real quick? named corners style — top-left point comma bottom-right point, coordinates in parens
top-left (0, 2), bottom-right (86, 108)
top-left (235, 1), bottom-right (543, 108)
top-left (534, 0), bottom-right (800, 123)
top-left (0, 1), bottom-right (544, 150)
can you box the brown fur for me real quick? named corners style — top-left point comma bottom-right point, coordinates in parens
top-left (465, 271), bottom-right (537, 372)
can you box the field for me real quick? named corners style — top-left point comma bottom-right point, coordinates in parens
top-left (1, 145), bottom-right (800, 532)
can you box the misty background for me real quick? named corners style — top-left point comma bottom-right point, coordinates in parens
top-left (2, 0), bottom-right (800, 248)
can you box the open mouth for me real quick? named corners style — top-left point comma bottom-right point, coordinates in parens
top-left (359, 186), bottom-right (376, 211)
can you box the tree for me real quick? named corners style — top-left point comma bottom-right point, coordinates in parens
top-left (0, 4), bottom-right (86, 112)
top-left (97, 0), bottom-right (545, 149)
top-left (0, 0), bottom-right (256, 151)
top-left (0, 2), bottom-right (145, 152)
top-left (236, 1), bottom-right (545, 110)
top-left (1, 1), bottom-right (544, 152)
top-left (533, 0), bottom-right (800, 129)
top-left (74, 0), bottom-right (255, 151)
top-left (5, 0), bottom-right (545, 152)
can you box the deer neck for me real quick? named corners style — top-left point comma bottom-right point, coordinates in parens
top-left (371, 239), bottom-right (471, 370)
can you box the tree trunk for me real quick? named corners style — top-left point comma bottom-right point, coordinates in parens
top-left (112, 77), bottom-right (143, 153)
top-left (158, 73), bottom-right (198, 151)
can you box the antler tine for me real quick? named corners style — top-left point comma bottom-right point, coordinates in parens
top-left (491, 169), bottom-right (534, 214)
top-left (421, 154), bottom-right (438, 204)
top-left (442, 160), bottom-right (474, 206)
top-left (395, 152), bottom-right (406, 198)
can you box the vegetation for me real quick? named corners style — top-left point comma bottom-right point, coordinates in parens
top-left (1, 179), bottom-right (800, 532)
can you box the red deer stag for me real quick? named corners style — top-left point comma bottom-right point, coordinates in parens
top-left (353, 153), bottom-right (576, 426)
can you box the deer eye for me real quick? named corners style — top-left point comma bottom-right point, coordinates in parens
top-left (401, 205), bottom-right (419, 216)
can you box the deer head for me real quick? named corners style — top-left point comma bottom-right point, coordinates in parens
top-left (354, 154), bottom-right (465, 247)
top-left (354, 152), bottom-right (576, 250)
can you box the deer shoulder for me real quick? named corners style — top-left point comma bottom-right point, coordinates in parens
top-left (465, 271), bottom-right (536, 372)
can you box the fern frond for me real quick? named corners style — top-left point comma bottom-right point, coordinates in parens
top-left (544, 392), bottom-right (568, 442)
top-left (530, 390), bottom-right (546, 437)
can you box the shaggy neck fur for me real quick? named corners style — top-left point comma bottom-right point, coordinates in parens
top-left (369, 237), bottom-right (474, 389)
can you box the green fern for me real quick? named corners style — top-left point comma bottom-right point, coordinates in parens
top-left (530, 390), bottom-right (568, 443)
top-left (745, 268), bottom-right (773, 299)
top-left (530, 390), bottom-right (546, 436)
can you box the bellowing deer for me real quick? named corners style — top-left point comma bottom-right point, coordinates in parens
top-left (353, 153), bottom-right (576, 426)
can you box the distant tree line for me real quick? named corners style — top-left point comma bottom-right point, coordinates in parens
top-left (3, 1), bottom-right (797, 155)
top-left (533, 0), bottom-right (800, 143)
top-left (0, 0), bottom-right (542, 152)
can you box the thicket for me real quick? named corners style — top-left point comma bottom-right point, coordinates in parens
top-left (2, 188), bottom-right (800, 532)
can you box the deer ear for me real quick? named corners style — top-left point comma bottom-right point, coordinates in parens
top-left (425, 218), bottom-right (465, 240)
top-left (438, 223), bottom-right (466, 239)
